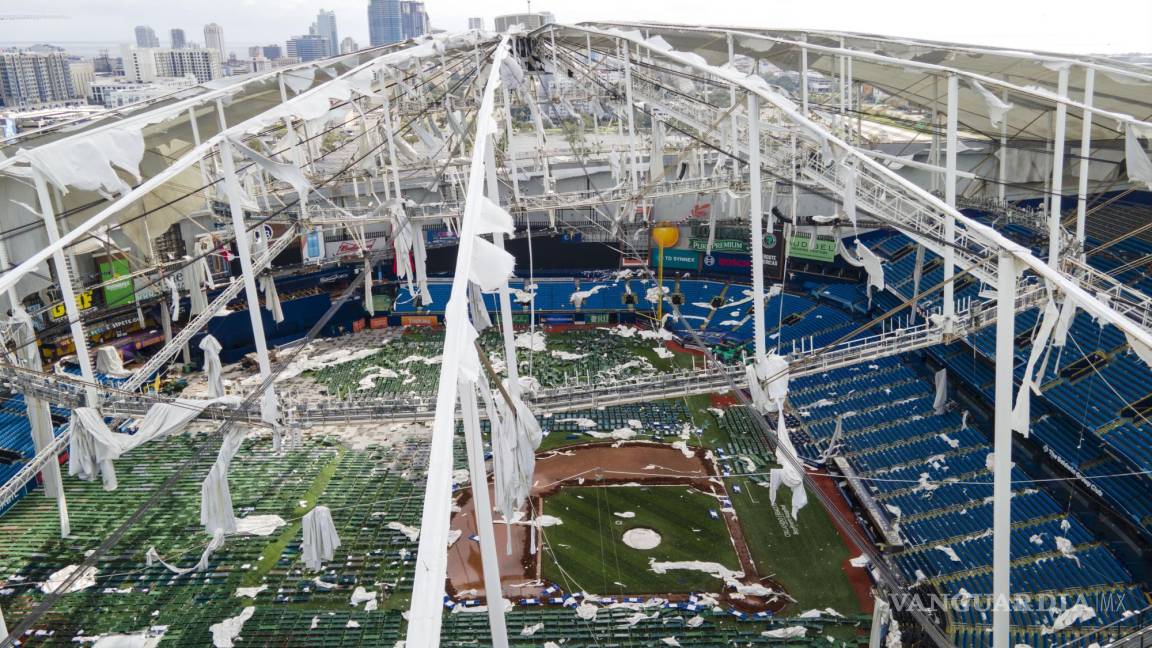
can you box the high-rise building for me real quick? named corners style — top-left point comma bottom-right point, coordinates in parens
top-left (400, 2), bottom-right (430, 40)
top-left (120, 46), bottom-right (158, 83)
top-left (468, 17), bottom-right (484, 30)
top-left (340, 37), bottom-right (359, 54)
top-left (170, 29), bottom-right (186, 49)
top-left (262, 45), bottom-right (283, 60)
top-left (286, 35), bottom-right (329, 62)
top-left (367, 0), bottom-right (403, 46)
top-left (135, 26), bottom-right (160, 48)
top-left (493, 12), bottom-right (555, 32)
top-left (204, 23), bottom-right (226, 61)
top-left (0, 51), bottom-right (77, 108)
top-left (314, 10), bottom-right (339, 58)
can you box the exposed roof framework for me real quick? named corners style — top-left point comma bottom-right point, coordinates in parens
top-left (0, 21), bottom-right (1151, 648)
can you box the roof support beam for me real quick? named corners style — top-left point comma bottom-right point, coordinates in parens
top-left (1075, 69), bottom-right (1096, 250)
top-left (1048, 67), bottom-right (1070, 263)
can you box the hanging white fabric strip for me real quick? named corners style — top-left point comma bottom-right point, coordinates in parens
top-left (1011, 296), bottom-right (1060, 436)
top-left (932, 369), bottom-right (948, 415)
top-left (69, 397), bottom-right (239, 491)
top-left (200, 426), bottom-right (247, 534)
top-left (363, 257), bottom-right (375, 316)
top-left (200, 334), bottom-right (225, 397)
top-left (146, 528), bottom-right (226, 575)
top-left (258, 274), bottom-right (285, 323)
top-left (1125, 125), bottom-right (1152, 190)
top-left (301, 506), bottom-right (342, 571)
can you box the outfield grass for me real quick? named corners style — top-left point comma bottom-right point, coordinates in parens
top-left (540, 486), bottom-right (740, 595)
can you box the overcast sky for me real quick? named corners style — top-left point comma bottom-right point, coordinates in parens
top-left (2, 0), bottom-right (1150, 56)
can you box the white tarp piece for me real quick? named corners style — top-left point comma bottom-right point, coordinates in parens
top-left (95, 346), bottom-right (132, 378)
top-left (209, 606), bottom-right (255, 648)
top-left (1012, 295), bottom-right (1059, 437)
top-left (200, 335), bottom-right (225, 398)
top-left (146, 528), bottom-right (226, 575)
top-left (967, 79), bottom-right (1013, 128)
top-left (1125, 125), bottom-right (1152, 190)
top-left (839, 239), bottom-right (885, 299)
top-left (932, 369), bottom-right (948, 415)
top-left (258, 274), bottom-right (284, 323)
top-left (768, 410), bottom-right (808, 520)
top-left (301, 505), bottom-right (342, 571)
top-left (201, 427), bottom-right (247, 534)
top-left (69, 398), bottom-right (237, 490)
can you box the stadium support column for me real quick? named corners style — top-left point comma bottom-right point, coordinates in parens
top-left (992, 250), bottom-right (1018, 648)
top-left (459, 383), bottom-right (509, 648)
top-left (1047, 67), bottom-right (1069, 264)
top-left (502, 87), bottom-right (521, 204)
top-left (33, 172), bottom-right (98, 410)
top-left (0, 238), bottom-right (70, 536)
top-left (621, 40), bottom-right (639, 194)
top-left (219, 138), bottom-right (276, 424)
top-left (728, 32), bottom-right (739, 174)
top-left (799, 39), bottom-right (809, 117)
top-left (998, 89), bottom-right (1008, 204)
top-left (943, 74), bottom-right (958, 328)
top-left (748, 93), bottom-right (767, 364)
top-left (1075, 68), bottom-right (1094, 254)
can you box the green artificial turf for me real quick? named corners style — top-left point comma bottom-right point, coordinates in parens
top-left (540, 485), bottom-right (740, 596)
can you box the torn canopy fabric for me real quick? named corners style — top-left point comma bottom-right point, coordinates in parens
top-left (933, 369), bottom-right (948, 415)
top-left (228, 136), bottom-right (312, 205)
top-left (19, 125), bottom-right (145, 196)
top-left (95, 346), bottom-right (132, 378)
top-left (1125, 125), bottom-right (1152, 191)
top-left (1012, 295), bottom-right (1060, 436)
top-left (200, 334), bottom-right (225, 398)
top-left (301, 506), bottom-right (342, 571)
top-left (475, 376), bottom-right (543, 524)
top-left (258, 273), bottom-right (285, 323)
top-left (186, 250), bottom-right (216, 317)
top-left (68, 397), bottom-right (238, 491)
top-left (146, 528), bottom-right (226, 575)
top-left (201, 426), bottom-right (247, 534)
top-left (768, 411), bottom-right (808, 520)
top-left (363, 258), bottom-right (375, 316)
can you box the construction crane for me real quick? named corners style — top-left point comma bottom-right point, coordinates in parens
top-left (0, 15), bottom-right (68, 21)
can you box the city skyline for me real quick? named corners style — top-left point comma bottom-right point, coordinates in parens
top-left (0, 0), bottom-right (1147, 55)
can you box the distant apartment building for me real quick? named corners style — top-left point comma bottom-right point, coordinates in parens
top-left (0, 51), bottom-right (78, 108)
top-left (204, 23), bottom-right (226, 61)
top-left (468, 17), bottom-right (484, 30)
top-left (262, 45), bottom-right (283, 60)
top-left (69, 60), bottom-right (94, 99)
top-left (494, 12), bottom-right (555, 32)
top-left (135, 26), bottom-right (160, 48)
top-left (400, 2), bottom-right (430, 40)
top-left (367, 0), bottom-right (403, 46)
top-left (340, 37), bottom-right (359, 54)
top-left (170, 29), bottom-right (187, 49)
top-left (120, 46), bottom-right (221, 84)
top-left (286, 35), bottom-right (329, 62)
